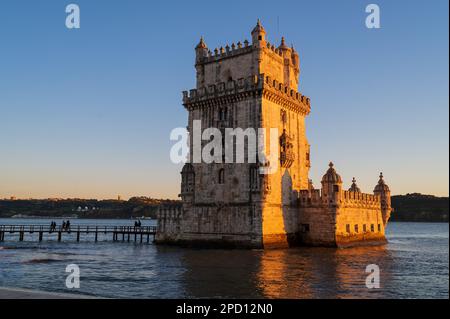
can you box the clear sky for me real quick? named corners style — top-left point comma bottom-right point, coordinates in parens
top-left (0, 0), bottom-right (448, 199)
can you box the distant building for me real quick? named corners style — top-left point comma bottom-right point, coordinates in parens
top-left (156, 21), bottom-right (392, 248)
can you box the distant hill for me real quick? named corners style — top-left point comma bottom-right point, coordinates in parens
top-left (0, 193), bottom-right (447, 222)
top-left (0, 197), bottom-right (180, 219)
top-left (391, 193), bottom-right (448, 222)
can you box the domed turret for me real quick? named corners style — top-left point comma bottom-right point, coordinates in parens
top-left (321, 162), bottom-right (343, 201)
top-left (278, 36), bottom-right (289, 50)
top-left (195, 36), bottom-right (207, 49)
top-left (321, 162), bottom-right (342, 184)
top-left (348, 177), bottom-right (361, 192)
top-left (374, 172), bottom-right (390, 193)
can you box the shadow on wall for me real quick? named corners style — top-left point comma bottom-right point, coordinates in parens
top-left (281, 169), bottom-right (299, 246)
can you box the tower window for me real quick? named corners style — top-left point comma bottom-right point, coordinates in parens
top-left (354, 224), bottom-right (359, 233)
top-left (218, 168), bottom-right (225, 184)
top-left (363, 224), bottom-right (367, 232)
top-left (378, 224), bottom-right (381, 232)
top-left (371, 224), bottom-right (375, 232)
top-left (280, 109), bottom-right (287, 123)
top-left (346, 224), bottom-right (350, 233)
top-left (219, 107), bottom-right (228, 121)
top-left (258, 36), bottom-right (262, 40)
top-left (249, 166), bottom-right (259, 190)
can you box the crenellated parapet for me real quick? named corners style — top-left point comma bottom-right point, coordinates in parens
top-left (340, 191), bottom-right (381, 209)
top-left (182, 73), bottom-right (310, 114)
top-left (298, 188), bottom-right (381, 210)
top-left (182, 75), bottom-right (261, 108)
top-left (262, 75), bottom-right (310, 115)
top-left (196, 40), bottom-right (253, 65)
top-left (196, 37), bottom-right (298, 68)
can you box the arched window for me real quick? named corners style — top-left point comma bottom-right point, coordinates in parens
top-left (218, 168), bottom-right (225, 184)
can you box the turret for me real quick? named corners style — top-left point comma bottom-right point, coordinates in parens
top-left (251, 19), bottom-right (266, 47)
top-left (180, 163), bottom-right (195, 203)
top-left (195, 37), bottom-right (208, 87)
top-left (277, 36), bottom-right (299, 89)
top-left (373, 172), bottom-right (392, 225)
top-left (278, 36), bottom-right (290, 54)
top-left (321, 162), bottom-right (343, 203)
top-left (348, 177), bottom-right (361, 192)
top-left (195, 36), bottom-right (208, 64)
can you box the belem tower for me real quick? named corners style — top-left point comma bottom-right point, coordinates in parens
top-left (156, 21), bottom-right (392, 248)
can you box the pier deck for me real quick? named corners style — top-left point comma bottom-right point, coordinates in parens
top-left (0, 225), bottom-right (157, 244)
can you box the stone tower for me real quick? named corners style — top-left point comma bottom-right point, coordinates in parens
top-left (156, 21), bottom-right (391, 249)
top-left (156, 21), bottom-right (312, 248)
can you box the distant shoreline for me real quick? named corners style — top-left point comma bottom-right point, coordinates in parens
top-left (0, 194), bottom-right (447, 223)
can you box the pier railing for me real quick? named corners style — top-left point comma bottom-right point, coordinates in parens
top-left (0, 225), bottom-right (157, 243)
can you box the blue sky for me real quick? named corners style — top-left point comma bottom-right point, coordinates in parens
top-left (0, 0), bottom-right (448, 199)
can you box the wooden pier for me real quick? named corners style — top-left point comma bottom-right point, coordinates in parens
top-left (0, 225), bottom-right (157, 244)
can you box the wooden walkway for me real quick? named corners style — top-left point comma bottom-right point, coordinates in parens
top-left (0, 225), bottom-right (157, 244)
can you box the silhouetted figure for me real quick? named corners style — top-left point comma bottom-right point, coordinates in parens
top-left (62, 221), bottom-right (66, 230)
top-left (66, 220), bottom-right (71, 232)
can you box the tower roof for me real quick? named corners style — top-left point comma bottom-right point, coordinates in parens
top-left (195, 36), bottom-right (208, 49)
top-left (348, 177), bottom-right (361, 192)
top-left (374, 172), bottom-right (390, 192)
top-left (322, 162), bottom-right (342, 184)
top-left (251, 19), bottom-right (266, 34)
top-left (279, 36), bottom-right (289, 50)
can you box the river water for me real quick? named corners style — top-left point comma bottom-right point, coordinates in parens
top-left (0, 219), bottom-right (448, 298)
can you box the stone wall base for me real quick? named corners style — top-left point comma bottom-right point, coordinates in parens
top-left (154, 238), bottom-right (261, 249)
top-left (335, 234), bottom-right (387, 248)
top-left (155, 233), bottom-right (388, 249)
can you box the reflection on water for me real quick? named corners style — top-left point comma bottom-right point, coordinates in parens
top-left (0, 219), bottom-right (448, 298)
top-left (257, 249), bottom-right (313, 298)
top-left (177, 245), bottom-right (394, 299)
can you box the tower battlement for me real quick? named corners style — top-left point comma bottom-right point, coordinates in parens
top-left (196, 39), bottom-right (296, 65)
top-left (194, 20), bottom-right (301, 90)
top-left (299, 189), bottom-right (381, 208)
top-left (196, 40), bottom-right (253, 65)
top-left (182, 74), bottom-right (310, 113)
